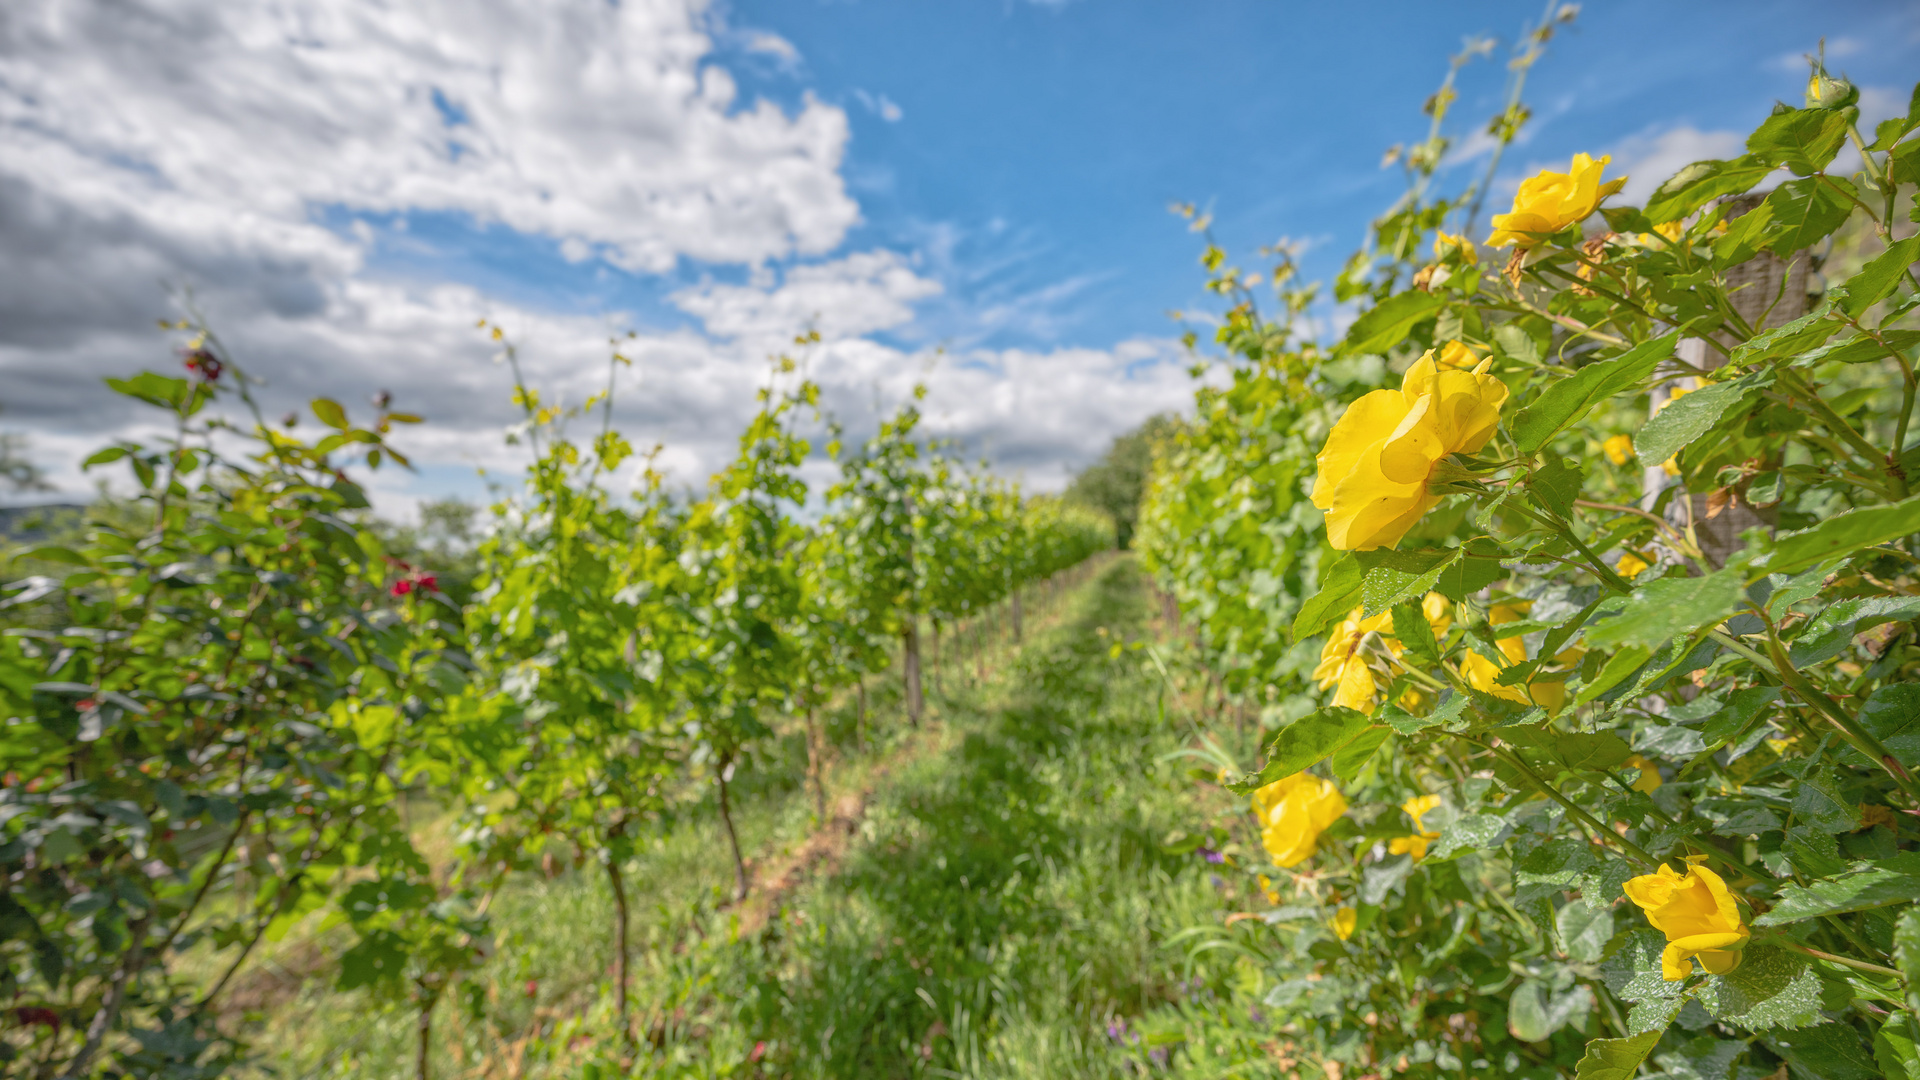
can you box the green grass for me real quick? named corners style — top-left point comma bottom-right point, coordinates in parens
top-left (234, 558), bottom-right (1272, 1079)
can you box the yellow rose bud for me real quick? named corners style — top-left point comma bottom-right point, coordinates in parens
top-left (1421, 592), bottom-right (1453, 638)
top-left (1488, 153), bottom-right (1627, 248)
top-left (1311, 343), bottom-right (1509, 551)
top-left (1616, 551), bottom-right (1650, 579)
top-left (1251, 773), bottom-right (1348, 868)
top-left (1603, 433), bottom-right (1635, 466)
top-left (1623, 754), bottom-right (1662, 793)
top-left (1432, 231), bottom-right (1479, 266)
top-left (1622, 858), bottom-right (1749, 980)
top-left (1332, 906), bottom-right (1358, 941)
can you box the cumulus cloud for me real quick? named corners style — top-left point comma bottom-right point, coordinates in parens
top-left (672, 250), bottom-right (942, 341)
top-left (1602, 126), bottom-right (1748, 205)
top-left (0, 0), bottom-right (1194, 517)
top-left (0, 0), bottom-right (858, 275)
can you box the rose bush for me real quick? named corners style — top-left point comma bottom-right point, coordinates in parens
top-left (1141, 23), bottom-right (1920, 1078)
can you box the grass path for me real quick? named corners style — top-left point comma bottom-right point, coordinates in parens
top-left (244, 556), bottom-right (1267, 1079)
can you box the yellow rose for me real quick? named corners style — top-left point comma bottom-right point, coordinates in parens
top-left (1313, 607), bottom-right (1395, 713)
top-left (1616, 551), bottom-right (1650, 579)
top-left (1252, 772), bottom-right (1348, 868)
top-left (1422, 593), bottom-right (1453, 638)
top-left (1622, 859), bottom-right (1749, 980)
top-left (1603, 433), bottom-right (1635, 466)
top-left (1432, 232), bottom-right (1478, 266)
top-left (1332, 906), bottom-right (1358, 941)
top-left (1623, 754), bottom-right (1662, 793)
top-left (1459, 602), bottom-right (1568, 710)
top-left (1388, 794), bottom-right (1442, 860)
top-left (1488, 153), bottom-right (1627, 247)
top-left (1312, 343), bottom-right (1510, 551)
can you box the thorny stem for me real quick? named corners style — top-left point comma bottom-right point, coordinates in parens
top-left (1781, 940), bottom-right (1905, 982)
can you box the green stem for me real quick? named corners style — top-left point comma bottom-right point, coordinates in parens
top-left (1781, 940), bottom-right (1905, 982)
top-left (1762, 631), bottom-right (1920, 804)
top-left (1474, 739), bottom-right (1658, 868)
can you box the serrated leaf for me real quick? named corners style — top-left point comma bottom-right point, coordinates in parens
top-left (1342, 290), bottom-right (1446, 357)
top-left (1530, 455), bottom-right (1584, 518)
top-left (1764, 177), bottom-right (1856, 254)
top-left (1506, 727), bottom-right (1634, 776)
top-left (1557, 898), bottom-right (1614, 963)
top-left (1634, 372), bottom-right (1768, 466)
top-left (1357, 547), bottom-right (1455, 617)
top-left (1874, 1015), bottom-right (1920, 1080)
top-left (1576, 644), bottom-right (1652, 706)
top-left (1644, 156), bottom-right (1775, 224)
top-left (1328, 725), bottom-right (1391, 782)
top-left (1292, 552), bottom-right (1362, 642)
top-left (1843, 236), bottom-right (1920, 317)
top-left (1762, 494), bottom-right (1920, 577)
top-left (1756, 855), bottom-right (1920, 925)
top-left (1730, 297), bottom-right (1842, 366)
top-left (1765, 1022), bottom-right (1881, 1080)
top-left (1860, 684), bottom-right (1920, 769)
top-left (1226, 706), bottom-right (1371, 793)
top-left (1788, 595), bottom-right (1920, 667)
top-left (1392, 599), bottom-right (1439, 663)
top-left (1434, 538), bottom-right (1507, 601)
top-left (1380, 691), bottom-right (1468, 735)
top-left (1583, 570), bottom-right (1744, 651)
top-left (1360, 853), bottom-right (1415, 904)
top-left (1747, 106), bottom-right (1853, 176)
top-left (1574, 1026), bottom-right (1666, 1080)
top-left (1511, 332), bottom-right (1680, 455)
top-left (1603, 930), bottom-right (1686, 1004)
top-left (1793, 768), bottom-right (1864, 834)
top-left (1697, 943), bottom-right (1824, 1031)
top-left (1428, 812), bottom-right (1509, 861)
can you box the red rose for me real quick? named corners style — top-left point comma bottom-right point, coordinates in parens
top-left (416, 575), bottom-right (438, 593)
top-left (390, 580), bottom-right (413, 597)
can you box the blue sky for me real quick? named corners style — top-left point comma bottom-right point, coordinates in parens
top-left (2, 0), bottom-right (1915, 510)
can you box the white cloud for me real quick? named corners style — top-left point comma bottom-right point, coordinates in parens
top-left (853, 89), bottom-right (905, 123)
top-left (744, 31), bottom-right (801, 65)
top-left (672, 250), bottom-right (942, 341)
top-left (0, 0), bottom-right (858, 275)
top-left (1598, 126), bottom-right (1748, 205)
top-left (0, 0), bottom-right (1184, 518)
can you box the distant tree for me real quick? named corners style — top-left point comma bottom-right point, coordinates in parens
top-left (1065, 413), bottom-right (1179, 549)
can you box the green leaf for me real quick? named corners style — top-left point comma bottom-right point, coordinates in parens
top-left (1895, 909), bottom-right (1920, 1014)
top-left (1793, 767), bottom-right (1864, 833)
top-left (1505, 727), bottom-right (1633, 776)
top-left (1644, 156), bottom-right (1775, 224)
top-left (1328, 725), bottom-right (1391, 782)
top-left (1874, 1015), bottom-right (1920, 1080)
top-left (1764, 177), bottom-right (1857, 254)
top-left (1391, 599), bottom-right (1439, 663)
top-left (1583, 569), bottom-right (1745, 651)
top-left (1341, 290), bottom-right (1445, 357)
top-left (1357, 547), bottom-right (1455, 617)
top-left (1730, 296), bottom-right (1841, 365)
top-left (1434, 538), bottom-right (1506, 601)
top-left (1574, 1027), bottom-right (1666, 1080)
top-left (1712, 199), bottom-right (1777, 268)
top-left (1698, 943), bottom-right (1824, 1030)
top-left (1291, 553), bottom-right (1362, 642)
top-left (1556, 898), bottom-right (1614, 964)
top-left (1575, 644), bottom-right (1652, 706)
top-left (1761, 494), bottom-right (1920, 577)
top-left (1529, 455), bottom-right (1584, 518)
top-left (1843, 236), bottom-right (1920, 317)
top-left (1379, 691), bottom-right (1468, 735)
top-left (104, 372), bottom-right (189, 409)
top-left (1225, 706), bottom-right (1371, 793)
top-left (1765, 1022), bottom-right (1882, 1080)
top-left (1634, 372), bottom-right (1768, 466)
top-left (21, 546), bottom-right (89, 567)
top-left (1788, 595), bottom-right (1920, 667)
top-left (1700, 686), bottom-right (1782, 751)
top-left (1428, 812), bottom-right (1510, 861)
top-left (1601, 930), bottom-right (1686, 1004)
top-left (1746, 106), bottom-right (1854, 176)
top-left (1869, 82), bottom-right (1920, 151)
top-left (81, 446), bottom-right (129, 468)
top-left (1511, 332), bottom-right (1680, 454)
top-left (312, 397), bottom-right (350, 430)
top-left (1756, 855), bottom-right (1920, 925)
top-left (1860, 684), bottom-right (1920, 769)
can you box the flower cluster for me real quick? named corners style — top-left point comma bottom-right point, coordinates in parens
top-left (1312, 594), bottom-right (1452, 713)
